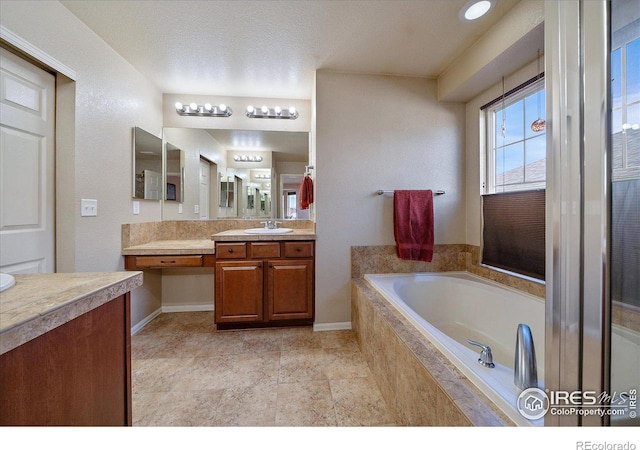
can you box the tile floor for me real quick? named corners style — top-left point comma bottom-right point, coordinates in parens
top-left (131, 312), bottom-right (398, 426)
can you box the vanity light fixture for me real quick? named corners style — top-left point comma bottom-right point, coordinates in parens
top-left (174, 102), bottom-right (232, 117)
top-left (254, 174), bottom-right (270, 179)
top-left (459, 0), bottom-right (494, 21)
top-left (246, 105), bottom-right (298, 120)
top-left (233, 155), bottom-right (264, 162)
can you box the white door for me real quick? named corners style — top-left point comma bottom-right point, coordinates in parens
top-left (143, 169), bottom-right (161, 200)
top-left (199, 158), bottom-right (210, 219)
top-left (0, 48), bottom-right (55, 274)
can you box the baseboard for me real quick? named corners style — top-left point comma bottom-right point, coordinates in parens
top-left (313, 321), bottom-right (352, 332)
top-left (161, 304), bottom-right (215, 313)
top-left (130, 307), bottom-right (162, 336)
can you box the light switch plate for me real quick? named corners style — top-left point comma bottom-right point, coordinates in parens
top-left (178, 203), bottom-right (183, 214)
top-left (133, 201), bottom-right (140, 215)
top-left (194, 204), bottom-right (199, 214)
top-left (81, 199), bottom-right (97, 217)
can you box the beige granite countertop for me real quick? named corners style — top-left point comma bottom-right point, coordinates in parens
top-left (211, 229), bottom-right (316, 241)
top-left (0, 271), bottom-right (143, 355)
top-left (122, 239), bottom-right (215, 255)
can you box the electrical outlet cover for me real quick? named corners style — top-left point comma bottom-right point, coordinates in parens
top-left (81, 199), bottom-right (97, 217)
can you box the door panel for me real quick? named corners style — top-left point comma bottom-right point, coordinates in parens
top-left (215, 261), bottom-right (264, 322)
top-left (267, 260), bottom-right (313, 321)
top-left (0, 48), bottom-right (55, 274)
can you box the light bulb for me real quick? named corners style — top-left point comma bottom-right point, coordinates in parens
top-left (204, 103), bottom-right (212, 112)
top-left (247, 105), bottom-right (254, 114)
top-left (274, 106), bottom-right (282, 115)
top-left (219, 104), bottom-right (227, 112)
top-left (261, 105), bottom-right (269, 114)
top-left (463, 0), bottom-right (492, 21)
top-left (288, 106), bottom-right (297, 115)
top-left (175, 102), bottom-right (184, 111)
top-left (189, 103), bottom-right (198, 111)
top-left (233, 156), bottom-right (240, 161)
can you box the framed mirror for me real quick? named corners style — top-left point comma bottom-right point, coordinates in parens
top-left (133, 127), bottom-right (163, 200)
top-left (165, 142), bottom-right (184, 202)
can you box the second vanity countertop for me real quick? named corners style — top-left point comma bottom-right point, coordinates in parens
top-left (122, 239), bottom-right (215, 256)
top-left (211, 229), bottom-right (316, 242)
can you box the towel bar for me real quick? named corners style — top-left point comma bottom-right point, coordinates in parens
top-left (376, 190), bottom-right (445, 196)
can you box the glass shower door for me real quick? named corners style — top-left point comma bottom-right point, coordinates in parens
top-left (610, 0), bottom-right (640, 427)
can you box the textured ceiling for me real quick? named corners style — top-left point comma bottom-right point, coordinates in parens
top-left (60, 0), bottom-right (519, 100)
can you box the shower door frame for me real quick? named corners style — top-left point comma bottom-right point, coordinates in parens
top-left (544, 0), bottom-right (611, 427)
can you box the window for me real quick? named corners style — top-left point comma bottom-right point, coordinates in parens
top-left (611, 28), bottom-right (640, 308)
top-left (480, 76), bottom-right (547, 281)
top-left (485, 78), bottom-right (546, 193)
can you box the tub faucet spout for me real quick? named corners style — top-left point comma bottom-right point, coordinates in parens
top-left (514, 323), bottom-right (538, 390)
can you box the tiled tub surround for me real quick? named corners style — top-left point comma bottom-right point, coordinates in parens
top-left (351, 245), bottom-right (528, 426)
top-left (351, 245), bottom-right (544, 298)
top-left (352, 278), bottom-right (512, 426)
top-left (352, 245), bottom-right (639, 332)
top-left (351, 245), bottom-right (639, 426)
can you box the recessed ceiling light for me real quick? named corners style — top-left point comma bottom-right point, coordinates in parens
top-left (459, 0), bottom-right (494, 21)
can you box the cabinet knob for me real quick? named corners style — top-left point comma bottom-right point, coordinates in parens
top-left (269, 263), bottom-right (273, 268)
top-left (297, 247), bottom-right (302, 252)
top-left (258, 263), bottom-right (263, 268)
top-left (228, 248), bottom-right (233, 253)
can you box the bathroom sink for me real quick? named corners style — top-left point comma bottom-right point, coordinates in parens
top-left (244, 228), bottom-right (294, 234)
top-left (0, 273), bottom-right (16, 292)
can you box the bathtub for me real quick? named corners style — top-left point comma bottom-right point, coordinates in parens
top-left (364, 271), bottom-right (546, 426)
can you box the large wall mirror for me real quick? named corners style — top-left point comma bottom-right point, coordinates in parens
top-left (162, 127), bottom-right (310, 220)
top-left (133, 127), bottom-right (163, 200)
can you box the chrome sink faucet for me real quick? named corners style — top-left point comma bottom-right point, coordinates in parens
top-left (514, 323), bottom-right (538, 390)
top-left (260, 220), bottom-right (283, 229)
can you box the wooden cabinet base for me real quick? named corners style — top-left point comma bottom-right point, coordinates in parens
top-left (214, 241), bottom-right (315, 330)
top-left (216, 318), bottom-right (314, 331)
top-left (0, 294), bottom-right (132, 426)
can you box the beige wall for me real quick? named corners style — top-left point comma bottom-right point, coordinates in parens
top-left (0, 1), bottom-right (163, 325)
top-left (315, 71), bottom-right (466, 325)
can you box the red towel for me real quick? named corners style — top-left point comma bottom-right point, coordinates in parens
top-left (393, 190), bottom-right (434, 262)
top-left (299, 175), bottom-right (314, 210)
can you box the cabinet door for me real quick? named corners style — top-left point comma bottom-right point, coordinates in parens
top-left (267, 260), bottom-right (313, 321)
top-left (215, 261), bottom-right (264, 323)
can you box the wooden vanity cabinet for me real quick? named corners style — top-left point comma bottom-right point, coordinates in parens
top-left (214, 241), bottom-right (314, 328)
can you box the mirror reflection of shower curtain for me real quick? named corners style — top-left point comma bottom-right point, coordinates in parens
top-left (610, 0), bottom-right (640, 427)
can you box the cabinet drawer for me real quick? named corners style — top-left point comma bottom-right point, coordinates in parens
top-left (283, 242), bottom-right (314, 258)
top-left (216, 243), bottom-right (247, 259)
top-left (249, 242), bottom-right (281, 259)
top-left (131, 255), bottom-right (203, 268)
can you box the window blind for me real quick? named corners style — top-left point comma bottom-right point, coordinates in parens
top-left (482, 190), bottom-right (545, 280)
